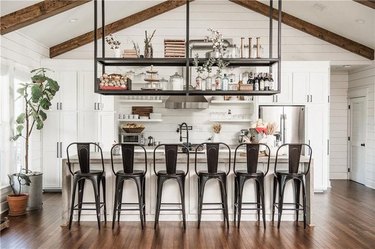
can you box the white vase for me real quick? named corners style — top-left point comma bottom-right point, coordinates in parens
top-left (213, 133), bottom-right (220, 142)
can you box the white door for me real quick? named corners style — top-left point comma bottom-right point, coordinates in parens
top-left (349, 97), bottom-right (366, 184)
top-left (58, 71), bottom-right (77, 112)
top-left (98, 112), bottom-right (115, 152)
top-left (309, 72), bottom-right (327, 104)
top-left (78, 71), bottom-right (99, 111)
top-left (292, 72), bottom-right (309, 104)
top-left (276, 72), bottom-right (292, 104)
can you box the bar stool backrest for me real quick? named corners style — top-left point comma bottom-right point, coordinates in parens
top-left (165, 144), bottom-right (178, 174)
top-left (206, 143), bottom-right (220, 174)
top-left (66, 142), bottom-right (104, 175)
top-left (121, 144), bottom-right (135, 173)
top-left (289, 144), bottom-right (302, 173)
top-left (245, 143), bottom-right (260, 173)
top-left (275, 143), bottom-right (312, 174)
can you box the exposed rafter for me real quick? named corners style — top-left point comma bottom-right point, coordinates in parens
top-left (230, 0), bottom-right (374, 60)
top-left (0, 0), bottom-right (91, 35)
top-left (50, 0), bottom-right (191, 58)
top-left (353, 0), bottom-right (375, 9)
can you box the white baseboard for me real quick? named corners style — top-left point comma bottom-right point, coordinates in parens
top-left (330, 173), bottom-right (348, 179)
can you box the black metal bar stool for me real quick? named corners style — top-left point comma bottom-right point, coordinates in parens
top-left (66, 142), bottom-right (107, 230)
top-left (195, 142), bottom-right (231, 228)
top-left (272, 143), bottom-right (312, 229)
top-left (110, 143), bottom-right (147, 229)
top-left (153, 144), bottom-right (189, 229)
top-left (233, 143), bottom-right (270, 229)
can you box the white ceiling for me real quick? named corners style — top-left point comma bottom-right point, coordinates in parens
top-left (1, 0), bottom-right (374, 55)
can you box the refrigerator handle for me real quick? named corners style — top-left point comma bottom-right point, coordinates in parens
top-left (280, 114), bottom-right (283, 143)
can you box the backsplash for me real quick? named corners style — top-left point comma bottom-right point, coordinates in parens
top-left (115, 97), bottom-right (256, 145)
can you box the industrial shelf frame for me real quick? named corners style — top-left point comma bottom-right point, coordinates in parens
top-left (93, 0), bottom-right (282, 96)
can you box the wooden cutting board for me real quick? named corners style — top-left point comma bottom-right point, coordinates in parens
top-left (132, 106), bottom-right (153, 117)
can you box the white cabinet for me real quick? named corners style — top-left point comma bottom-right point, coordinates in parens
top-left (49, 71), bottom-right (77, 111)
top-left (257, 72), bottom-right (292, 104)
top-left (306, 104), bottom-right (329, 191)
top-left (78, 71), bottom-right (114, 112)
top-left (42, 111), bottom-right (77, 190)
top-left (292, 72), bottom-right (327, 104)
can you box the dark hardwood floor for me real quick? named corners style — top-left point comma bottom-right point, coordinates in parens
top-left (1, 180), bottom-right (374, 249)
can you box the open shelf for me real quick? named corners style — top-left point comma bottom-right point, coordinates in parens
top-left (118, 119), bottom-right (163, 122)
top-left (210, 100), bottom-right (254, 104)
top-left (209, 119), bottom-right (252, 122)
top-left (98, 90), bottom-right (279, 96)
top-left (118, 99), bottom-right (163, 103)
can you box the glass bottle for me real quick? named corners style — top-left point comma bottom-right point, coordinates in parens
top-left (259, 73), bottom-right (265, 91)
top-left (215, 74), bottom-right (222, 91)
top-left (195, 73), bottom-right (202, 90)
top-left (269, 73), bottom-right (274, 90)
top-left (222, 74), bottom-right (229, 91)
top-left (264, 73), bottom-right (270, 91)
top-left (206, 73), bottom-right (212, 91)
top-left (254, 73), bottom-right (259, 91)
top-left (201, 77), bottom-right (207, 91)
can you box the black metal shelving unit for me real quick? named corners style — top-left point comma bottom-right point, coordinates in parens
top-left (94, 0), bottom-right (282, 96)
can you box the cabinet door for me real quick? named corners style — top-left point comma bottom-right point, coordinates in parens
top-left (77, 111), bottom-right (99, 143)
top-left (98, 112), bottom-right (115, 152)
top-left (276, 72), bottom-right (292, 104)
top-left (292, 72), bottom-right (309, 104)
top-left (257, 95), bottom-right (275, 104)
top-left (60, 111), bottom-right (78, 158)
top-left (99, 95), bottom-right (115, 112)
top-left (78, 72), bottom-right (99, 111)
top-left (306, 104), bottom-right (326, 191)
top-left (309, 72), bottom-right (327, 104)
top-left (58, 71), bottom-right (77, 111)
top-left (42, 111), bottom-right (60, 189)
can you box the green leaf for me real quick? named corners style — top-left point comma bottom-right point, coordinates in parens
top-left (31, 84), bottom-right (42, 102)
top-left (39, 110), bottom-right (47, 121)
top-left (16, 113), bottom-right (26, 124)
top-left (40, 98), bottom-right (51, 110)
top-left (16, 124), bottom-right (24, 134)
top-left (17, 87), bottom-right (26, 95)
top-left (36, 119), bottom-right (44, 130)
top-left (10, 134), bottom-right (21, 141)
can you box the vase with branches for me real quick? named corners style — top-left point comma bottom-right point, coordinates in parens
top-left (144, 30), bottom-right (156, 58)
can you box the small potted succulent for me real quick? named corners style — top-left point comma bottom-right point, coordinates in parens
top-left (7, 170), bottom-right (31, 216)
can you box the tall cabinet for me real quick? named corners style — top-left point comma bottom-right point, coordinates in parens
top-left (255, 61), bottom-right (330, 191)
top-left (42, 69), bottom-right (115, 190)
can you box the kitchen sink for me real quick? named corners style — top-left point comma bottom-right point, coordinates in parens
top-left (178, 143), bottom-right (206, 154)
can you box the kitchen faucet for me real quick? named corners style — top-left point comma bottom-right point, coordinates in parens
top-left (177, 122), bottom-right (190, 147)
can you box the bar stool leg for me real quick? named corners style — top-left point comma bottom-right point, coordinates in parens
top-left (154, 176), bottom-right (165, 229)
top-left (112, 176), bottom-right (120, 229)
top-left (272, 176), bottom-right (278, 223)
top-left (69, 176), bottom-right (79, 230)
top-left (294, 179), bottom-right (301, 223)
top-left (177, 176), bottom-right (186, 230)
top-left (77, 179), bottom-right (85, 224)
top-left (135, 177), bottom-right (144, 229)
top-left (219, 178), bottom-right (226, 224)
top-left (101, 176), bottom-right (107, 223)
top-left (255, 180), bottom-right (260, 222)
top-left (277, 178), bottom-right (287, 229)
top-left (234, 176), bottom-right (238, 226)
top-left (142, 177), bottom-right (146, 224)
top-left (220, 176), bottom-right (229, 229)
top-left (89, 177), bottom-right (101, 230)
top-left (259, 178), bottom-right (266, 229)
top-left (237, 177), bottom-right (245, 228)
top-left (197, 176), bottom-right (208, 229)
top-left (302, 180), bottom-right (307, 229)
top-left (117, 180), bottom-right (125, 223)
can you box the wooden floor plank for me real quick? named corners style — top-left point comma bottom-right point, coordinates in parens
top-left (1, 180), bottom-right (374, 249)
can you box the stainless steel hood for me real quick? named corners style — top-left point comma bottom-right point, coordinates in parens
top-left (165, 96), bottom-right (209, 109)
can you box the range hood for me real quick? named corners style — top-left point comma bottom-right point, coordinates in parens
top-left (165, 96), bottom-right (209, 109)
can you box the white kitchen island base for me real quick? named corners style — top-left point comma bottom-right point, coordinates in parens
top-left (61, 152), bottom-right (314, 226)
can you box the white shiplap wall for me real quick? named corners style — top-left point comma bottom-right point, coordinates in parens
top-left (348, 64), bottom-right (375, 189)
top-left (58, 1), bottom-right (371, 66)
top-left (330, 71), bottom-right (348, 179)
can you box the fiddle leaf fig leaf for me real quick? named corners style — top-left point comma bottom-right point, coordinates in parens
top-left (31, 85), bottom-right (42, 102)
top-left (16, 113), bottom-right (26, 124)
top-left (17, 87), bottom-right (26, 95)
top-left (16, 125), bottom-right (24, 134)
top-left (39, 110), bottom-right (47, 121)
top-left (36, 119), bottom-right (44, 130)
top-left (40, 98), bottom-right (51, 110)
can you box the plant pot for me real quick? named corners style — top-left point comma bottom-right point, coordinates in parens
top-left (7, 194), bottom-right (28, 216)
top-left (10, 172), bottom-right (43, 211)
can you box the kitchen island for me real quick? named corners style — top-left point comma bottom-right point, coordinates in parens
top-left (61, 150), bottom-right (314, 226)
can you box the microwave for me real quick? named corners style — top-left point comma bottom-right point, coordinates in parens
top-left (120, 133), bottom-right (144, 144)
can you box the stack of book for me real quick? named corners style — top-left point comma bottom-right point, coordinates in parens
top-left (164, 39), bottom-right (185, 58)
top-left (123, 49), bottom-right (138, 58)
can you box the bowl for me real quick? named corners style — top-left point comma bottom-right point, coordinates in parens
top-left (122, 127), bottom-right (145, 133)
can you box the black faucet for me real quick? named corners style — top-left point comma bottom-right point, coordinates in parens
top-left (177, 122), bottom-right (190, 147)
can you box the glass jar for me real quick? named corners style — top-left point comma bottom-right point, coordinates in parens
top-left (169, 72), bottom-right (183, 90)
top-left (206, 74), bottom-right (212, 91)
top-left (215, 74), bottom-right (222, 91)
top-left (160, 77), bottom-right (169, 90)
top-left (195, 73), bottom-right (203, 90)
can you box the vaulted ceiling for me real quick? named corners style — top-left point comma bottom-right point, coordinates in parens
top-left (1, 0), bottom-right (374, 60)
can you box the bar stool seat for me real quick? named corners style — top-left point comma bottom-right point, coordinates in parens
top-left (197, 170), bottom-right (226, 175)
top-left (275, 170), bottom-right (304, 176)
top-left (116, 169), bottom-right (144, 175)
top-left (67, 142), bottom-right (107, 230)
top-left (157, 169), bottom-right (185, 175)
top-left (235, 170), bottom-right (264, 176)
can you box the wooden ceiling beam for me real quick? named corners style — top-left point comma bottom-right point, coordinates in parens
top-left (1, 0), bottom-right (91, 35)
top-left (50, 0), bottom-right (190, 58)
top-left (353, 0), bottom-right (375, 9)
top-left (230, 0), bottom-right (374, 60)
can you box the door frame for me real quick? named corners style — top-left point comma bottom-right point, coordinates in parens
top-left (347, 87), bottom-right (368, 183)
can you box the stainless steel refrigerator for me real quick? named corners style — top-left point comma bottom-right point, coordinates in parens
top-left (259, 105), bottom-right (305, 144)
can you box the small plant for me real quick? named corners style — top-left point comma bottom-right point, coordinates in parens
top-left (105, 34), bottom-right (121, 50)
top-left (212, 123), bottom-right (222, 134)
top-left (144, 30), bottom-right (156, 48)
top-left (193, 54), bottom-right (205, 74)
top-left (8, 169), bottom-right (31, 195)
top-left (11, 68), bottom-right (60, 171)
top-left (206, 28), bottom-right (227, 55)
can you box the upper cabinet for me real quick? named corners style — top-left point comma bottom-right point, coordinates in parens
top-left (93, 0), bottom-right (283, 97)
top-left (47, 71), bottom-right (77, 112)
top-left (293, 72), bottom-right (328, 104)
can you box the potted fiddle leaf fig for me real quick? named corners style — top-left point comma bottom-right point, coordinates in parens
top-left (7, 170), bottom-right (31, 216)
top-left (10, 68), bottom-right (60, 211)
